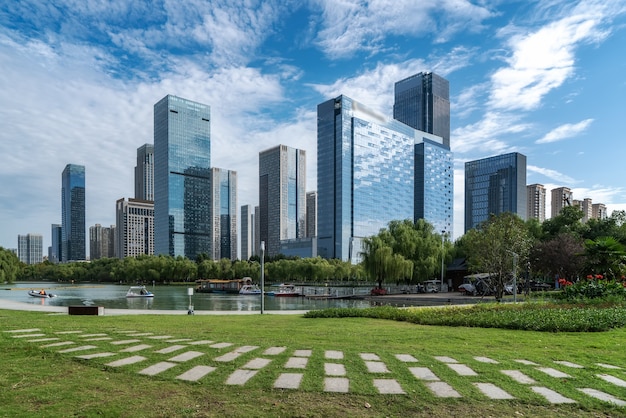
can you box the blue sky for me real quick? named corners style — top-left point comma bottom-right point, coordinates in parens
top-left (1, 0), bottom-right (625, 253)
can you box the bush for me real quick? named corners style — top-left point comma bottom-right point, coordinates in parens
top-left (556, 275), bottom-right (626, 302)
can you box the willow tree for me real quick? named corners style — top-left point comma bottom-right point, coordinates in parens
top-left (0, 247), bottom-right (21, 284)
top-left (361, 236), bottom-right (412, 289)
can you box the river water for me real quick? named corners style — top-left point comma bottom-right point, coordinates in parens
top-left (0, 282), bottom-right (374, 312)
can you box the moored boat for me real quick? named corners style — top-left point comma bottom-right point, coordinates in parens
top-left (239, 284), bottom-right (262, 295)
top-left (271, 284), bottom-right (301, 297)
top-left (126, 286), bottom-right (154, 298)
top-left (28, 290), bottom-right (56, 298)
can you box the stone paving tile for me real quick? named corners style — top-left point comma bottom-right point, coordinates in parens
top-left (531, 387), bottom-right (576, 404)
top-left (324, 377), bottom-right (349, 393)
top-left (76, 352), bottom-right (117, 360)
top-left (210, 342), bottom-right (233, 349)
top-left (293, 350), bottom-right (312, 357)
top-left (501, 370), bottom-right (536, 384)
top-left (395, 354), bottom-right (418, 363)
top-left (426, 381), bottom-right (462, 398)
top-left (447, 364), bottom-right (478, 376)
top-left (264, 346), bottom-right (287, 355)
top-left (325, 350), bottom-right (344, 360)
top-left (434, 356), bottom-right (458, 363)
top-left (226, 370), bottom-right (258, 385)
top-left (274, 373), bottom-right (303, 389)
top-left (12, 333), bottom-right (46, 338)
top-left (168, 351), bottom-right (204, 362)
top-left (474, 356), bottom-right (499, 364)
top-left (243, 358), bottom-right (272, 370)
top-left (4, 328), bottom-right (40, 333)
top-left (554, 360), bottom-right (584, 368)
top-left (595, 363), bottom-right (622, 370)
top-left (236, 346), bottom-right (259, 353)
top-left (110, 339), bottom-right (141, 345)
top-left (58, 345), bottom-right (97, 353)
top-left (147, 335), bottom-right (174, 340)
top-left (56, 330), bottom-right (83, 334)
top-left (155, 345), bottom-right (187, 354)
top-left (42, 341), bottom-right (75, 348)
top-left (79, 333), bottom-right (108, 338)
top-left (138, 361), bottom-right (177, 376)
top-left (116, 330), bottom-right (138, 333)
top-left (536, 367), bottom-right (571, 378)
top-left (360, 353), bottom-right (381, 361)
top-left (409, 367), bottom-right (440, 381)
top-left (106, 356), bottom-right (147, 367)
top-left (597, 374), bottom-right (626, 387)
top-left (215, 352), bottom-right (243, 362)
top-left (84, 337), bottom-right (113, 342)
top-left (28, 338), bottom-right (59, 343)
top-left (119, 344), bottom-right (152, 353)
top-left (177, 366), bottom-right (217, 382)
top-left (285, 357), bottom-right (308, 369)
top-left (373, 379), bottom-right (405, 394)
top-left (474, 383), bottom-right (514, 399)
top-left (165, 338), bottom-right (193, 343)
top-left (365, 361), bottom-right (390, 373)
top-left (188, 340), bottom-right (214, 345)
top-left (126, 333), bottom-right (153, 337)
top-left (578, 388), bottom-right (626, 406)
top-left (325, 363), bottom-right (346, 376)
top-left (515, 359), bottom-right (539, 366)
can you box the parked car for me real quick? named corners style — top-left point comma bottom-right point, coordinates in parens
top-left (423, 280), bottom-right (440, 293)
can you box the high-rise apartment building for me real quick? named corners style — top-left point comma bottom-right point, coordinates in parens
top-left (527, 184), bottom-right (546, 222)
top-left (306, 191), bottom-right (317, 238)
top-left (116, 198), bottom-right (154, 259)
top-left (50, 224), bottom-right (62, 263)
top-left (592, 203), bottom-right (607, 220)
top-left (154, 95), bottom-right (211, 260)
top-left (135, 144), bottom-right (154, 201)
top-left (89, 224), bottom-right (114, 260)
top-left (551, 187), bottom-right (573, 218)
top-left (61, 164), bottom-right (86, 262)
top-left (18, 233), bottom-right (43, 265)
top-left (465, 152), bottom-right (527, 232)
top-left (259, 145), bottom-right (306, 258)
top-left (573, 198), bottom-right (593, 223)
top-left (241, 204), bottom-right (255, 261)
top-left (209, 168), bottom-right (237, 261)
top-left (394, 72), bottom-right (450, 148)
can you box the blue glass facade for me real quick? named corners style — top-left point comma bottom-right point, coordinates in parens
top-left (154, 95), bottom-right (211, 259)
top-left (210, 168), bottom-right (237, 261)
top-left (61, 164), bottom-right (86, 262)
top-left (465, 152), bottom-right (527, 232)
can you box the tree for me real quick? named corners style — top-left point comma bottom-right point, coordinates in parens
top-left (0, 247), bottom-right (22, 284)
top-left (530, 232), bottom-right (584, 282)
top-left (542, 206), bottom-right (587, 239)
top-left (464, 213), bottom-right (532, 301)
top-left (361, 236), bottom-right (412, 289)
top-left (582, 236), bottom-right (626, 279)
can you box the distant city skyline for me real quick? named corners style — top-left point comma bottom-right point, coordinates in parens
top-left (2, 1), bottom-right (625, 250)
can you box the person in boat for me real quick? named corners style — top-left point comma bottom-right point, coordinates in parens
top-left (39, 289), bottom-right (46, 295)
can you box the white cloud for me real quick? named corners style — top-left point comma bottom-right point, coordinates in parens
top-left (527, 165), bottom-right (577, 184)
top-left (536, 118), bottom-right (593, 144)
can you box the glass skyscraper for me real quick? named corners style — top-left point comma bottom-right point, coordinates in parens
top-left (210, 168), bottom-right (237, 261)
top-left (154, 95), bottom-right (211, 259)
top-left (135, 143), bottom-right (154, 201)
top-left (61, 164), bottom-right (86, 262)
top-left (50, 223), bottom-right (62, 263)
top-left (240, 204), bottom-right (255, 261)
top-left (465, 152), bottom-right (527, 232)
top-left (394, 72), bottom-right (450, 148)
top-left (259, 144), bottom-right (306, 258)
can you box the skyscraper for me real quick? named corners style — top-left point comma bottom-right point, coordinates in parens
top-left (527, 184), bottom-right (546, 222)
top-left (116, 198), bottom-right (154, 259)
top-left (89, 224), bottom-right (114, 260)
top-left (50, 223), bottom-right (62, 263)
top-left (154, 95), bottom-right (211, 259)
top-left (61, 164), bottom-right (86, 261)
top-left (241, 204), bottom-right (255, 261)
top-left (306, 191), bottom-right (317, 238)
top-left (18, 233), bottom-right (43, 265)
top-left (551, 187), bottom-right (573, 218)
top-left (573, 198), bottom-right (593, 223)
top-left (210, 168), bottom-right (237, 261)
top-left (394, 72), bottom-right (450, 148)
top-left (135, 143), bottom-right (154, 201)
top-left (465, 152), bottom-right (527, 232)
top-left (259, 144), bottom-right (306, 258)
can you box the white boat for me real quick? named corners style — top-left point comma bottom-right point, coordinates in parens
top-left (126, 286), bottom-right (154, 298)
top-left (28, 290), bottom-right (56, 298)
top-left (239, 284), bottom-right (262, 295)
top-left (271, 284), bottom-right (301, 297)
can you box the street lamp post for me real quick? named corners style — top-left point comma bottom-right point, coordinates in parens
top-left (260, 241), bottom-right (265, 314)
top-left (440, 231), bottom-right (445, 292)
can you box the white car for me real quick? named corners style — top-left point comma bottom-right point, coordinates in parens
top-left (458, 283), bottom-right (476, 295)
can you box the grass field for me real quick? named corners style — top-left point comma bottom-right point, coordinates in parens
top-left (1, 308), bottom-right (625, 417)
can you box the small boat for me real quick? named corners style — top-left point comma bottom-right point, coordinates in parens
top-left (271, 284), bottom-right (301, 297)
top-left (239, 284), bottom-right (262, 295)
top-left (126, 286), bottom-right (154, 298)
top-left (28, 290), bottom-right (56, 298)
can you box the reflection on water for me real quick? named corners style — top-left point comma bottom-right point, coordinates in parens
top-left (0, 283), bottom-right (373, 311)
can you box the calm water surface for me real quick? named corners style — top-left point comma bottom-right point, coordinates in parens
top-left (0, 282), bottom-right (373, 311)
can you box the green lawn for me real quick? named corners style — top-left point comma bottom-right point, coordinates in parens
top-left (1, 309), bottom-right (625, 417)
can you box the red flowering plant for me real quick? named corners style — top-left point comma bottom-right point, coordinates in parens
top-left (557, 273), bottom-right (626, 302)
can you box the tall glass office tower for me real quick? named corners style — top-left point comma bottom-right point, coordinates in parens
top-left (50, 224), bottom-right (62, 263)
top-left (210, 168), bottom-right (237, 261)
top-left (465, 152), bottom-right (527, 232)
top-left (394, 72), bottom-right (450, 148)
top-left (61, 164), bottom-right (86, 261)
top-left (259, 145), bottom-right (306, 258)
top-left (240, 204), bottom-right (255, 261)
top-left (154, 95), bottom-right (211, 259)
top-left (135, 144), bottom-right (154, 201)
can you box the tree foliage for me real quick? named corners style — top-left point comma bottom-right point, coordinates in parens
top-left (0, 247), bottom-right (21, 284)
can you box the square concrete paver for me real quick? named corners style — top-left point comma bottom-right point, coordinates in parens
top-left (155, 345), bottom-right (187, 354)
top-left (226, 369), bottom-right (258, 385)
top-left (447, 364), bottom-right (478, 376)
top-left (293, 350), bottom-right (312, 357)
top-left (531, 386), bottom-right (576, 404)
top-left (165, 338), bottom-right (193, 343)
top-left (373, 379), bottom-right (405, 394)
top-left (84, 337), bottom-right (113, 342)
top-left (501, 370), bottom-right (536, 384)
top-left (365, 361), bottom-right (390, 373)
top-left (56, 331), bottom-right (83, 334)
top-left (126, 333), bottom-right (153, 337)
top-left (395, 354), bottom-right (418, 363)
top-left (325, 363), bottom-right (346, 376)
top-left (210, 342), bottom-right (233, 349)
top-left (110, 339), bottom-right (141, 345)
top-left (597, 374), bottom-right (626, 387)
top-left (79, 333), bottom-right (108, 338)
top-left (360, 353), bottom-right (380, 361)
top-left (409, 367), bottom-right (439, 381)
top-left (188, 340), bottom-right (214, 345)
top-left (215, 352), bottom-right (243, 362)
top-left (274, 373), bottom-right (303, 389)
top-left (168, 351), bottom-right (204, 362)
top-left (324, 377), bottom-right (349, 393)
top-left (13, 333), bottom-right (45, 338)
top-left (434, 356), bottom-right (458, 363)
top-left (42, 341), bottom-right (74, 348)
top-left (554, 360), bottom-right (584, 368)
top-left (76, 352), bottom-right (117, 360)
top-left (28, 338), bottom-right (59, 343)
top-left (426, 382), bottom-right (462, 398)
top-left (325, 350), bottom-right (344, 360)
top-left (147, 335), bottom-right (173, 340)
top-left (138, 361), bottom-right (178, 376)
top-left (578, 388), bottom-right (626, 406)
top-left (243, 358), bottom-right (272, 369)
top-left (5, 328), bottom-right (40, 333)
top-left (120, 344), bottom-right (152, 353)
top-left (264, 346), bottom-right (287, 355)
top-left (58, 345), bottom-right (97, 353)
top-left (177, 366), bottom-right (217, 382)
top-left (474, 356), bottom-right (499, 364)
top-left (474, 383), bottom-right (514, 399)
top-left (285, 357), bottom-right (309, 369)
top-left (106, 356), bottom-right (147, 367)
top-left (596, 363), bottom-right (622, 370)
top-left (515, 359), bottom-right (539, 366)
top-left (536, 367), bottom-right (571, 378)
